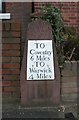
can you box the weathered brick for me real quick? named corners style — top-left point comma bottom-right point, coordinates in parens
top-left (3, 44), bottom-right (20, 50)
top-left (2, 92), bottom-right (20, 103)
top-left (0, 87), bottom-right (2, 92)
top-left (0, 81), bottom-right (2, 86)
top-left (0, 75), bottom-right (2, 80)
top-left (4, 23), bottom-right (11, 31)
top-left (2, 20), bottom-right (21, 98)
top-left (10, 92), bottom-right (20, 98)
top-left (2, 57), bottom-right (11, 63)
top-left (12, 31), bottom-right (21, 38)
top-left (2, 69), bottom-right (20, 75)
top-left (2, 92), bottom-right (12, 98)
top-left (3, 63), bottom-right (20, 69)
top-left (2, 69), bottom-right (11, 75)
top-left (77, 87), bottom-right (79, 93)
top-left (0, 57), bottom-right (2, 63)
top-left (11, 23), bottom-right (21, 31)
top-left (2, 51), bottom-right (20, 57)
top-left (0, 44), bottom-right (2, 49)
top-left (3, 87), bottom-right (20, 92)
top-left (0, 24), bottom-right (2, 31)
top-left (0, 50), bottom-right (2, 57)
top-left (2, 31), bottom-right (20, 38)
top-left (0, 63), bottom-right (2, 69)
top-left (11, 81), bottom-right (20, 86)
top-left (11, 69), bottom-right (20, 75)
top-left (62, 82), bottom-right (77, 88)
top-left (62, 87), bottom-right (77, 94)
top-left (3, 38), bottom-right (20, 43)
top-left (2, 23), bottom-right (5, 31)
top-left (0, 69), bottom-right (2, 74)
top-left (61, 93), bottom-right (77, 102)
top-left (2, 81), bottom-right (20, 87)
top-left (3, 75), bottom-right (19, 81)
top-left (11, 57), bottom-right (20, 63)
top-left (62, 77), bottom-right (77, 83)
top-left (62, 61), bottom-right (77, 77)
top-left (6, 3), bottom-right (13, 7)
top-left (2, 81), bottom-right (11, 87)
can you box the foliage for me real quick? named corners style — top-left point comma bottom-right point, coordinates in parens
top-left (40, 4), bottom-right (65, 67)
top-left (32, 4), bottom-right (79, 68)
top-left (39, 4), bottom-right (79, 66)
top-left (62, 27), bottom-right (79, 60)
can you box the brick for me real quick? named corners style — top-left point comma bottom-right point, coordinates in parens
top-left (2, 94), bottom-right (20, 103)
top-left (0, 63), bottom-right (2, 69)
top-left (2, 51), bottom-right (20, 57)
top-left (2, 69), bottom-right (20, 75)
top-left (2, 81), bottom-right (20, 87)
top-left (0, 87), bottom-right (2, 92)
top-left (11, 92), bottom-right (20, 98)
top-left (62, 87), bottom-right (77, 94)
top-left (62, 77), bottom-right (77, 83)
top-left (12, 31), bottom-right (21, 38)
top-left (11, 69), bottom-right (20, 75)
top-left (2, 57), bottom-right (11, 63)
top-left (2, 81), bottom-right (11, 87)
top-left (62, 82), bottom-right (77, 88)
top-left (2, 92), bottom-right (20, 98)
top-left (2, 69), bottom-right (11, 75)
top-left (0, 75), bottom-right (2, 80)
top-left (0, 26), bottom-right (2, 33)
top-left (3, 63), bottom-right (20, 69)
top-left (2, 92), bottom-right (12, 98)
top-left (11, 81), bottom-right (20, 86)
top-left (11, 57), bottom-right (20, 63)
top-left (0, 81), bottom-right (2, 86)
top-left (61, 93), bottom-right (77, 102)
top-left (2, 23), bottom-right (5, 31)
top-left (6, 3), bottom-right (13, 7)
top-left (4, 23), bottom-right (11, 31)
top-left (3, 44), bottom-right (20, 50)
top-left (62, 61), bottom-right (77, 77)
top-left (0, 36), bottom-right (2, 44)
top-left (3, 75), bottom-right (20, 81)
top-left (0, 57), bottom-right (2, 63)
top-left (2, 31), bottom-right (20, 38)
top-left (0, 50), bottom-right (2, 56)
top-left (0, 69), bottom-right (2, 74)
top-left (0, 44), bottom-right (2, 49)
top-left (70, 16), bottom-right (77, 21)
top-left (3, 87), bottom-right (19, 92)
top-left (77, 87), bottom-right (79, 93)
top-left (3, 38), bottom-right (20, 43)
top-left (11, 23), bottom-right (21, 31)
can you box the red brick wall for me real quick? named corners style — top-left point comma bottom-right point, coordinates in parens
top-left (2, 2), bottom-right (32, 102)
top-left (34, 2), bottom-right (79, 35)
top-left (2, 21), bottom-right (21, 102)
top-left (0, 21), bottom-right (2, 95)
top-left (6, 2), bottom-right (32, 59)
